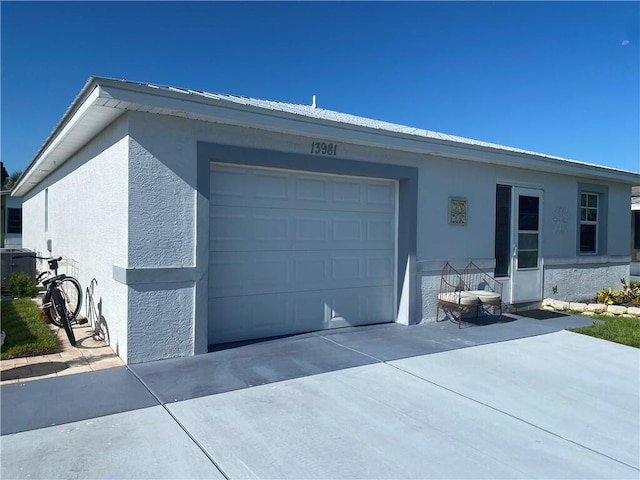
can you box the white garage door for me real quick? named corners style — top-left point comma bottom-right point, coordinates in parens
top-left (208, 163), bottom-right (396, 345)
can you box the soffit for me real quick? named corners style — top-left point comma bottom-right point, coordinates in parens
top-left (13, 76), bottom-right (640, 196)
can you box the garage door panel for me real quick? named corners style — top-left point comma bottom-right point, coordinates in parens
top-left (366, 182), bottom-right (395, 207)
top-left (332, 257), bottom-right (362, 280)
top-left (208, 286), bottom-right (394, 344)
top-left (211, 207), bottom-right (392, 252)
top-left (209, 164), bottom-right (396, 345)
top-left (252, 258), bottom-right (290, 286)
top-left (209, 260), bottom-right (246, 290)
top-left (363, 288), bottom-right (395, 322)
top-left (210, 251), bottom-right (393, 298)
top-left (294, 257), bottom-right (327, 283)
top-left (211, 164), bottom-right (395, 213)
top-left (294, 177), bottom-right (328, 202)
top-left (366, 255), bottom-right (394, 279)
top-left (366, 219), bottom-right (395, 242)
top-left (294, 217), bottom-right (328, 242)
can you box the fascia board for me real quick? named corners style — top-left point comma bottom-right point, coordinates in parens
top-left (12, 85), bottom-right (123, 197)
top-left (13, 77), bottom-right (640, 197)
top-left (422, 147), bottom-right (640, 184)
top-left (99, 83), bottom-right (640, 185)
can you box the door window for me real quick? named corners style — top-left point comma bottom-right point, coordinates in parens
top-left (517, 195), bottom-right (539, 269)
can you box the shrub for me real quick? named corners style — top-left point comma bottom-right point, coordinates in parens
top-left (595, 279), bottom-right (640, 306)
top-left (596, 287), bottom-right (620, 305)
top-left (6, 272), bottom-right (38, 298)
top-left (620, 279), bottom-right (640, 305)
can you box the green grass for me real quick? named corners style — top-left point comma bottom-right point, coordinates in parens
top-left (1, 298), bottom-right (58, 359)
top-left (570, 313), bottom-right (640, 348)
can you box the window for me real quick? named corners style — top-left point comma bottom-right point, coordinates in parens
top-left (517, 195), bottom-right (540, 269)
top-left (7, 208), bottom-right (22, 234)
top-left (580, 192), bottom-right (598, 253)
top-left (45, 188), bottom-right (49, 233)
top-left (634, 211), bottom-right (640, 250)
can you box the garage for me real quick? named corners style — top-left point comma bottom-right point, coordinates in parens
top-left (208, 163), bottom-right (397, 344)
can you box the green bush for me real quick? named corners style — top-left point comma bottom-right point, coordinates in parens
top-left (595, 279), bottom-right (640, 306)
top-left (596, 287), bottom-right (620, 305)
top-left (6, 272), bottom-right (38, 298)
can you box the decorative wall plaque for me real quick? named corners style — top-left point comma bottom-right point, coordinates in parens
top-left (448, 197), bottom-right (468, 225)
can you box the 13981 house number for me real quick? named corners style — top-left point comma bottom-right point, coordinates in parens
top-left (310, 142), bottom-right (338, 156)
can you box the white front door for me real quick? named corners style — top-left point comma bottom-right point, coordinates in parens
top-left (510, 187), bottom-right (543, 303)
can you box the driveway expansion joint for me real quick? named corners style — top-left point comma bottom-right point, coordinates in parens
top-left (126, 366), bottom-right (231, 480)
top-left (313, 328), bottom-right (640, 473)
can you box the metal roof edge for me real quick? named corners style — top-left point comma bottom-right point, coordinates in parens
top-left (13, 77), bottom-right (102, 196)
top-left (13, 77), bottom-right (640, 196)
top-left (96, 78), bottom-right (639, 183)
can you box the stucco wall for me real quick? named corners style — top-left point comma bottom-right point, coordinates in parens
top-left (126, 112), bottom-right (634, 341)
top-left (544, 263), bottom-right (630, 302)
top-left (123, 111), bottom-right (421, 361)
top-left (607, 184), bottom-right (633, 256)
top-left (22, 115), bottom-right (130, 360)
top-left (125, 115), bottom-right (198, 362)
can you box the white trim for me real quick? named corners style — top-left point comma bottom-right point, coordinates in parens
top-left (113, 265), bottom-right (201, 285)
top-left (13, 77), bottom-right (640, 197)
top-left (393, 179), bottom-right (400, 323)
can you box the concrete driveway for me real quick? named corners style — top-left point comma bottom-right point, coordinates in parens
top-left (2, 314), bottom-right (639, 479)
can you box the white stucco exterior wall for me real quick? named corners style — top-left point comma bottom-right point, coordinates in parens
top-left (22, 103), bottom-right (634, 364)
top-left (21, 115), bottom-right (130, 360)
top-left (123, 114), bottom-right (199, 363)
top-left (411, 158), bottom-right (630, 320)
top-left (123, 111), bottom-right (634, 357)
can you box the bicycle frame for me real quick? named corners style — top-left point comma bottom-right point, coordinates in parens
top-left (14, 254), bottom-right (83, 346)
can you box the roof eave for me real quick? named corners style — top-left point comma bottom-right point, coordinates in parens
top-left (13, 77), bottom-right (640, 196)
top-left (13, 78), bottom-right (125, 197)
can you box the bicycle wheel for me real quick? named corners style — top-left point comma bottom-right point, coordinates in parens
top-left (44, 288), bottom-right (64, 328)
top-left (51, 287), bottom-right (76, 347)
top-left (58, 277), bottom-right (82, 322)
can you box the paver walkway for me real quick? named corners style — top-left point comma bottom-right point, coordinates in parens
top-left (0, 322), bottom-right (124, 384)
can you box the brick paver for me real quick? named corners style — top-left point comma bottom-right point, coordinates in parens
top-left (1, 322), bottom-right (124, 384)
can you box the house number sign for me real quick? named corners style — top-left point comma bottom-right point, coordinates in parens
top-left (310, 142), bottom-right (338, 156)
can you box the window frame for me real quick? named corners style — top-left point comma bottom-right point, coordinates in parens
top-left (6, 207), bottom-right (22, 234)
top-left (579, 192), bottom-right (598, 254)
top-left (577, 183), bottom-right (608, 256)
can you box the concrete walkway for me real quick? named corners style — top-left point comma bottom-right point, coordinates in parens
top-left (1, 313), bottom-right (639, 479)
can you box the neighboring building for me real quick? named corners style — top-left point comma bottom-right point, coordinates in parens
top-left (0, 190), bottom-right (23, 248)
top-left (632, 186), bottom-right (640, 276)
top-left (12, 77), bottom-right (640, 364)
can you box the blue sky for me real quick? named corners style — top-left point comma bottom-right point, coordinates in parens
top-left (1, 1), bottom-right (639, 175)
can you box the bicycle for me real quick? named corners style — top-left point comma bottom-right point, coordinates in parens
top-left (20, 255), bottom-right (84, 347)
